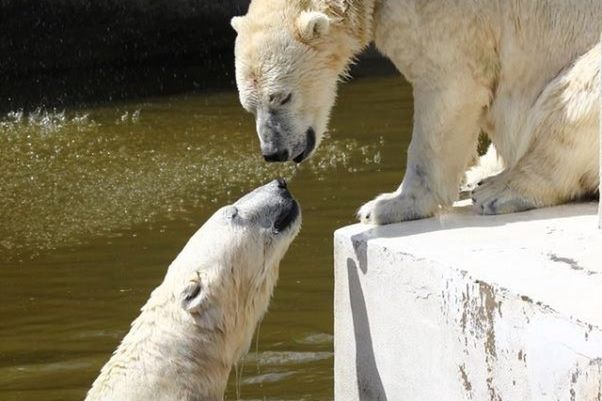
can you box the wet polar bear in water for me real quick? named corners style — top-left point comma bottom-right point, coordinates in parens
top-left (232, 0), bottom-right (600, 224)
top-left (85, 179), bottom-right (301, 401)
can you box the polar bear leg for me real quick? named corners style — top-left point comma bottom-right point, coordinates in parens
top-left (359, 78), bottom-right (490, 224)
top-left (473, 43), bottom-right (600, 215)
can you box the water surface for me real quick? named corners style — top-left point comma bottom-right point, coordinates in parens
top-left (0, 75), bottom-right (413, 401)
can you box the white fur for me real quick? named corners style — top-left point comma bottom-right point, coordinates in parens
top-left (234, 0), bottom-right (601, 224)
top-left (232, 1), bottom-right (364, 162)
top-left (85, 181), bottom-right (301, 401)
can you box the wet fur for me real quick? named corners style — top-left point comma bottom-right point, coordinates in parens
top-left (85, 183), bottom-right (301, 401)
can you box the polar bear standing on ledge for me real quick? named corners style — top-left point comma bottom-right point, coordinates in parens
top-left (232, 0), bottom-right (601, 224)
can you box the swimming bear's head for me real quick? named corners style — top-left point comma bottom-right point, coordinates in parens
top-left (165, 178), bottom-right (301, 334)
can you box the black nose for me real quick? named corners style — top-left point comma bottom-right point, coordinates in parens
top-left (276, 177), bottom-right (287, 189)
top-left (263, 150), bottom-right (289, 162)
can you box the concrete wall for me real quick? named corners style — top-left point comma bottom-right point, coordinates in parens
top-left (335, 201), bottom-right (602, 401)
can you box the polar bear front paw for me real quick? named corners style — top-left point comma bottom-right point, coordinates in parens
top-left (357, 192), bottom-right (432, 225)
top-left (472, 174), bottom-right (536, 215)
top-left (461, 145), bottom-right (504, 193)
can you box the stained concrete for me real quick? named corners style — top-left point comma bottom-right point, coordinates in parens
top-left (335, 201), bottom-right (602, 401)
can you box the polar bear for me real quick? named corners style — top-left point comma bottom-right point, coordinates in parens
top-left (84, 179), bottom-right (301, 401)
top-left (231, 0), bottom-right (601, 224)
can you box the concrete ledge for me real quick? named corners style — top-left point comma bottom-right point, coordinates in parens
top-left (334, 201), bottom-right (602, 401)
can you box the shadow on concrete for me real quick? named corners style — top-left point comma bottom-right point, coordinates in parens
top-left (351, 235), bottom-right (369, 274)
top-left (347, 258), bottom-right (389, 401)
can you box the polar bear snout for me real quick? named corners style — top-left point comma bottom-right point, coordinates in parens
top-left (267, 179), bottom-right (300, 233)
top-left (256, 107), bottom-right (316, 164)
top-left (257, 110), bottom-right (294, 162)
top-left (261, 129), bottom-right (316, 164)
top-left (259, 125), bottom-right (316, 164)
top-left (275, 177), bottom-right (287, 189)
top-left (263, 149), bottom-right (289, 162)
top-left (233, 179), bottom-right (301, 234)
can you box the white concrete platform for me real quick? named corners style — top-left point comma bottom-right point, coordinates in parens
top-left (334, 201), bottom-right (602, 401)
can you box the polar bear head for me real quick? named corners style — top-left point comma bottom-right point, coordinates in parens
top-left (232, 0), bottom-right (370, 163)
top-left (169, 178), bottom-right (301, 337)
top-left (85, 179), bottom-right (301, 401)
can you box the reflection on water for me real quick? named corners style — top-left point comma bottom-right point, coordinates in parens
top-left (0, 75), bottom-right (413, 401)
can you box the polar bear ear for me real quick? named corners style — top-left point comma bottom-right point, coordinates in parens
top-left (231, 16), bottom-right (245, 33)
top-left (180, 277), bottom-right (221, 329)
top-left (296, 11), bottom-right (331, 42)
top-left (180, 278), bottom-right (205, 313)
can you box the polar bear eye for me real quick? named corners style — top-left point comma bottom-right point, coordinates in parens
top-left (280, 93), bottom-right (292, 106)
top-left (223, 206), bottom-right (239, 221)
top-left (268, 92), bottom-right (292, 107)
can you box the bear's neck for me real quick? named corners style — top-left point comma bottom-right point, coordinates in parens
top-left (86, 303), bottom-right (232, 401)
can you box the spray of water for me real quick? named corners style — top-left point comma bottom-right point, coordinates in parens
top-left (0, 105), bottom-right (383, 260)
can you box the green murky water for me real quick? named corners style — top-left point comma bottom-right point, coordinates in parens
top-left (0, 75), bottom-right (413, 401)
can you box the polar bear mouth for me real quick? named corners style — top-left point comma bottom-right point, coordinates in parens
top-left (273, 199), bottom-right (300, 233)
top-left (292, 128), bottom-right (316, 164)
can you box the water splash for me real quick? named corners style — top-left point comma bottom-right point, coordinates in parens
top-left (0, 104), bottom-right (382, 259)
